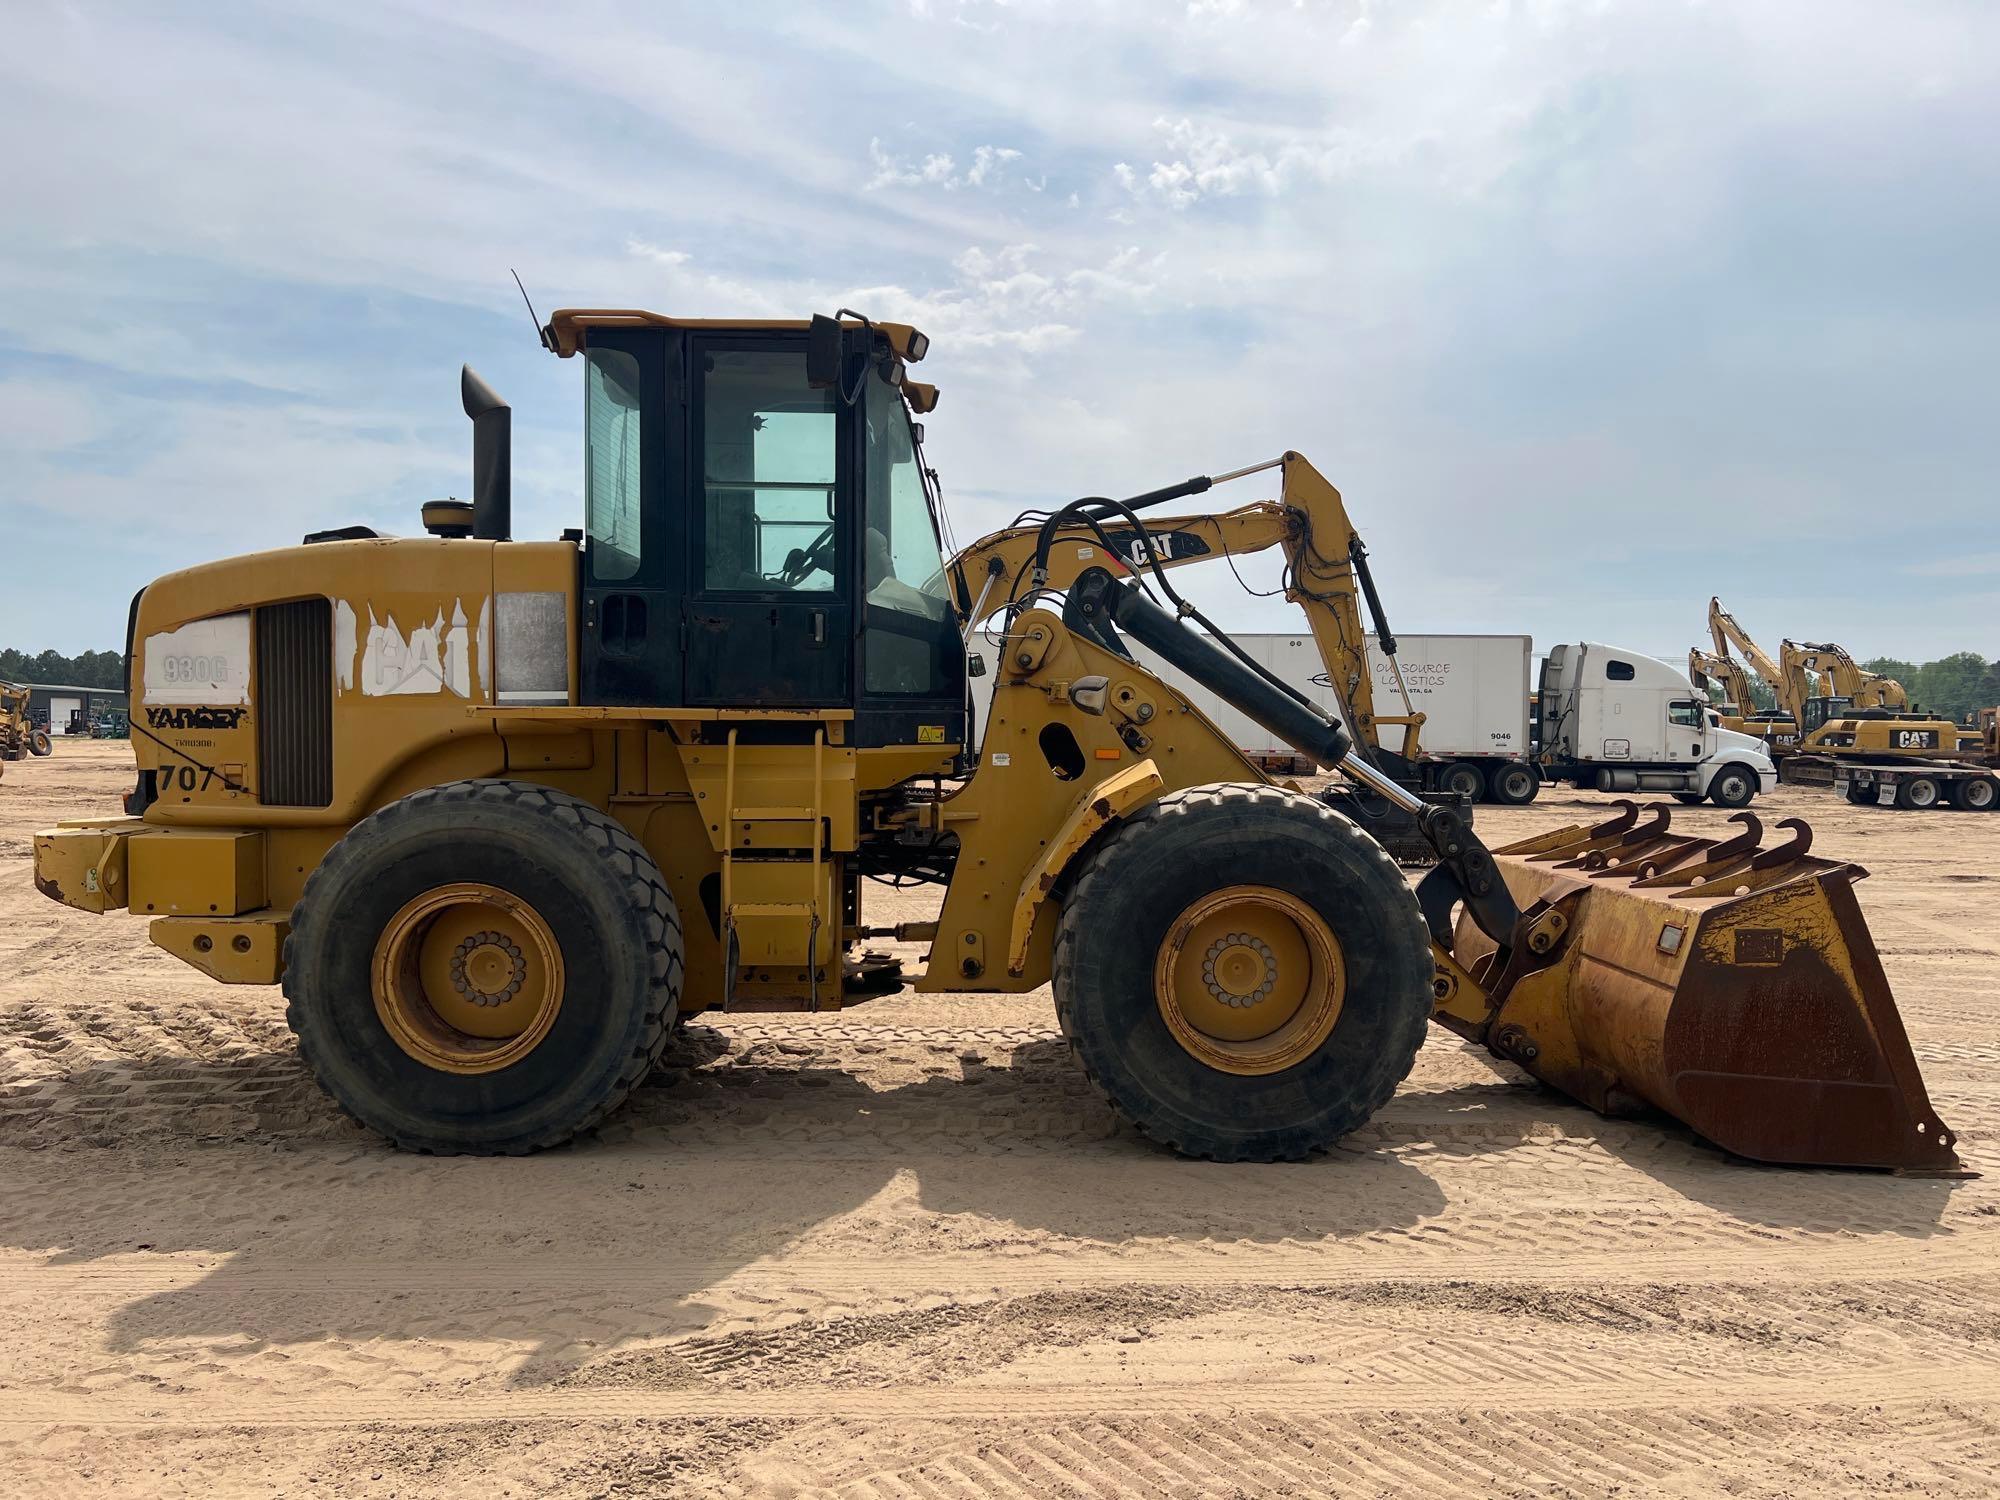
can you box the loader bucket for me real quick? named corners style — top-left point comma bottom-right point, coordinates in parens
top-left (1437, 802), bottom-right (1964, 1172)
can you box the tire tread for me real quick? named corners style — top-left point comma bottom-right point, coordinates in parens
top-left (282, 778), bottom-right (683, 1155)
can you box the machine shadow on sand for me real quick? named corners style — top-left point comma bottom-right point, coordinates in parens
top-left (0, 1020), bottom-right (1970, 1388)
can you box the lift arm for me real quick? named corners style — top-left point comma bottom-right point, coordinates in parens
top-left (946, 452), bottom-right (1425, 762)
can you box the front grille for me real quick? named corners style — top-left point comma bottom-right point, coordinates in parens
top-left (257, 599), bottom-right (332, 806)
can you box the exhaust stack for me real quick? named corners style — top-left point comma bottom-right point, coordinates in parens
top-left (461, 365), bottom-right (511, 541)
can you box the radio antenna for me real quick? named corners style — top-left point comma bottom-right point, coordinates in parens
top-left (510, 269), bottom-right (548, 349)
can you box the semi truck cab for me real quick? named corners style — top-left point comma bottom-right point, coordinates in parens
top-left (1541, 642), bottom-right (1777, 807)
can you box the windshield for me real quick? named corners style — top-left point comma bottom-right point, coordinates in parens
top-left (862, 376), bottom-right (949, 619)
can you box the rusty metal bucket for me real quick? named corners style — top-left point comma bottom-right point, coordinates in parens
top-left (1438, 802), bottom-right (1964, 1173)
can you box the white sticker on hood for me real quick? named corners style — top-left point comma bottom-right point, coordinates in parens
top-left (142, 614), bottom-right (252, 706)
top-left (360, 601), bottom-right (473, 696)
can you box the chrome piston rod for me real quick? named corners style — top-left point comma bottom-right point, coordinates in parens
top-left (1339, 752), bottom-right (1428, 814)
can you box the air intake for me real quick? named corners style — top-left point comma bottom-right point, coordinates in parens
top-left (257, 599), bottom-right (333, 807)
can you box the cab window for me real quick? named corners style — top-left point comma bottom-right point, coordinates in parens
top-left (701, 351), bottom-right (839, 592)
top-left (1667, 700), bottom-right (1702, 728)
top-left (585, 348), bottom-right (644, 582)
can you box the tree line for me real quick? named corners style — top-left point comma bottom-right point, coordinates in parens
top-left (0, 648), bottom-right (128, 689)
top-left (1861, 653), bottom-right (2000, 726)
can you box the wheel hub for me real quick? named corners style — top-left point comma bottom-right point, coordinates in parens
top-left (1202, 933), bottom-right (1278, 1009)
top-left (1155, 885), bottom-right (1345, 1076)
top-left (372, 883), bottom-right (565, 1074)
top-left (451, 932), bottom-right (527, 1007)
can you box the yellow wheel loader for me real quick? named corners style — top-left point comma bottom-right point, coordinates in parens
top-left (1, 681), bottom-right (55, 773)
top-left (31, 310), bottom-right (1961, 1170)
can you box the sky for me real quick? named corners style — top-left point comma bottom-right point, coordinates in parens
top-left (2, 0), bottom-right (1996, 663)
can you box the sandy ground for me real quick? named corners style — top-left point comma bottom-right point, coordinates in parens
top-left (3, 741), bottom-right (2000, 1496)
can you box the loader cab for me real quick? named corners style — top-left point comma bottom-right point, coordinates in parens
top-left (566, 313), bottom-right (964, 746)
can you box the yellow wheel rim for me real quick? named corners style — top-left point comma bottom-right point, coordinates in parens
top-left (1153, 885), bottom-right (1344, 1076)
top-left (372, 883), bottom-right (565, 1075)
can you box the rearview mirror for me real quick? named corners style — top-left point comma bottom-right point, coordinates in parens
top-left (806, 314), bottom-right (843, 389)
top-left (967, 653), bottom-right (988, 679)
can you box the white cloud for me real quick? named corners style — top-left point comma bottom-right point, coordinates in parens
top-left (2, 0), bottom-right (1998, 660)
top-left (866, 138), bottom-right (1025, 192)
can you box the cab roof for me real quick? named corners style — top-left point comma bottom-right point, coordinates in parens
top-left (541, 309), bottom-right (938, 413)
top-left (543, 309), bottom-right (929, 365)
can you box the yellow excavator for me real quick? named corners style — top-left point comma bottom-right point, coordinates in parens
top-left (1706, 599), bottom-right (1963, 772)
top-left (29, 309), bottom-right (1961, 1170)
top-left (1685, 647), bottom-right (1776, 735)
top-left (1790, 641), bottom-right (1915, 713)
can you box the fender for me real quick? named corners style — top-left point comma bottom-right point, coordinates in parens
top-left (1005, 758), bottom-right (1163, 975)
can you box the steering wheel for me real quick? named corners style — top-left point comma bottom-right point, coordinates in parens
top-left (780, 523), bottom-right (836, 586)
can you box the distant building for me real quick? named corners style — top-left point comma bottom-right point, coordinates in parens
top-left (19, 683), bottom-right (130, 733)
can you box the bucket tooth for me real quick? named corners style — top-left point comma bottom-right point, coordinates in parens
top-left (1555, 804), bottom-right (1672, 870)
top-left (1448, 804), bottom-right (1966, 1173)
top-left (1632, 812), bottom-right (1762, 889)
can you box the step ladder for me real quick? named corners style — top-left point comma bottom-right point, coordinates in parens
top-left (719, 727), bottom-right (831, 1009)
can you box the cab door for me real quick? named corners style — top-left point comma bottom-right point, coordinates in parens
top-left (684, 338), bottom-right (853, 707)
top-left (580, 329), bottom-right (684, 707)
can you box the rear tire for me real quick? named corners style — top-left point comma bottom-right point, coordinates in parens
top-left (1707, 763), bottom-right (1757, 808)
top-left (1845, 782), bottom-right (1878, 806)
top-left (1053, 783), bottom-right (1433, 1162)
top-left (28, 729), bottom-right (51, 756)
top-left (1487, 762), bottom-right (1540, 805)
top-left (1894, 775), bottom-right (1942, 810)
top-left (1948, 776), bottom-right (1997, 812)
top-left (1674, 792), bottom-right (1704, 805)
top-left (1439, 762), bottom-right (1486, 803)
top-left (284, 779), bottom-right (683, 1154)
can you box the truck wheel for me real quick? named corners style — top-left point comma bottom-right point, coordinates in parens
top-left (1439, 762), bottom-right (1486, 803)
top-left (1844, 782), bottom-right (1877, 806)
top-left (1053, 783), bottom-right (1432, 1162)
top-left (1674, 792), bottom-right (1704, 805)
top-left (1487, 763), bottom-right (1540, 806)
top-left (28, 729), bottom-right (51, 756)
top-left (1894, 775), bottom-right (1942, 810)
top-left (1707, 764), bottom-right (1757, 809)
top-left (1950, 776), bottom-right (1999, 812)
top-left (284, 779), bottom-right (683, 1154)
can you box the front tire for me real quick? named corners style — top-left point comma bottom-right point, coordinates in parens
top-left (1053, 783), bottom-right (1433, 1162)
top-left (1707, 763), bottom-right (1757, 808)
top-left (284, 779), bottom-right (683, 1154)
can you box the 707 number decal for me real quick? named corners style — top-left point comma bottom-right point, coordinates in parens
top-left (157, 761), bottom-right (233, 793)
